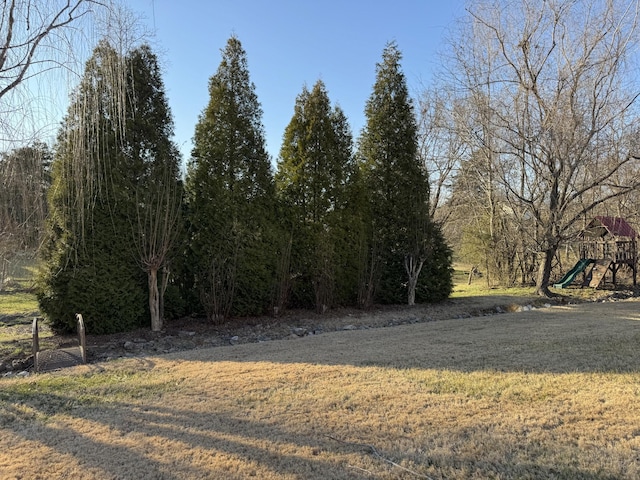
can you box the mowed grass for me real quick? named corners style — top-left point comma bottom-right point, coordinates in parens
top-left (0, 255), bottom-right (39, 317)
top-left (449, 264), bottom-right (598, 301)
top-left (2, 299), bottom-right (640, 479)
top-left (0, 291), bottom-right (38, 316)
top-left (1, 257), bottom-right (43, 360)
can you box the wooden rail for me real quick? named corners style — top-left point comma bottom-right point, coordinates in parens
top-left (579, 240), bottom-right (637, 263)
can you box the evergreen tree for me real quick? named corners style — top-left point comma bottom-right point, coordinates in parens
top-left (185, 35), bottom-right (276, 321)
top-left (125, 45), bottom-right (183, 332)
top-left (276, 80), bottom-right (359, 311)
top-left (358, 42), bottom-right (452, 305)
top-left (38, 41), bottom-right (182, 333)
top-left (38, 41), bottom-right (146, 333)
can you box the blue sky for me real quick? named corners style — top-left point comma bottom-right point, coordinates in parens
top-left (128, 0), bottom-right (466, 162)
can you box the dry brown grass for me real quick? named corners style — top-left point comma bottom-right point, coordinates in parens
top-left (2, 299), bottom-right (640, 479)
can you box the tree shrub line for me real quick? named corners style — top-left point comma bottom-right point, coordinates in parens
top-left (35, 36), bottom-right (452, 334)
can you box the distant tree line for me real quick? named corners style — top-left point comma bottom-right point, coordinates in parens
top-left (0, 143), bottom-right (51, 288)
top-left (419, 0), bottom-right (640, 292)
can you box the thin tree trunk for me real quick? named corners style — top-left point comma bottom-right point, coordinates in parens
top-left (407, 277), bottom-right (417, 305)
top-left (359, 245), bottom-right (378, 309)
top-left (148, 267), bottom-right (161, 331)
top-left (274, 233), bottom-right (292, 316)
top-left (405, 254), bottom-right (425, 306)
top-left (159, 266), bottom-right (170, 324)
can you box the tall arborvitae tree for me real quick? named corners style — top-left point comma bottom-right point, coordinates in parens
top-left (126, 45), bottom-right (183, 332)
top-left (38, 41), bottom-right (147, 333)
top-left (38, 41), bottom-right (181, 333)
top-left (185, 35), bottom-right (276, 322)
top-left (276, 80), bottom-right (358, 311)
top-left (358, 42), bottom-right (452, 306)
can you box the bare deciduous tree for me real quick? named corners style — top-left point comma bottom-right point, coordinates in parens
top-left (0, 1), bottom-right (109, 286)
top-left (0, 1), bottom-right (108, 144)
top-left (417, 86), bottom-right (468, 223)
top-left (200, 227), bottom-right (241, 324)
top-left (448, 0), bottom-right (640, 295)
top-left (0, 0), bottom-right (91, 98)
top-left (135, 176), bottom-right (182, 332)
top-left (0, 144), bottom-right (50, 288)
top-left (127, 43), bottom-right (182, 332)
top-left (0, 144), bottom-right (49, 225)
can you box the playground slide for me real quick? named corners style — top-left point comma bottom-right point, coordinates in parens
top-left (553, 258), bottom-right (594, 288)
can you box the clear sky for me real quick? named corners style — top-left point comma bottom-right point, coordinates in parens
top-left (126, 0), bottom-right (466, 162)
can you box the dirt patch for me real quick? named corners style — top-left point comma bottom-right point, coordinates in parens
top-left (1, 289), bottom-right (630, 374)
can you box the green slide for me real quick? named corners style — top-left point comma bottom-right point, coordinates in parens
top-left (553, 258), bottom-right (594, 288)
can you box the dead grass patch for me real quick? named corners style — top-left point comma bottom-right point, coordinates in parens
top-left (2, 300), bottom-right (640, 479)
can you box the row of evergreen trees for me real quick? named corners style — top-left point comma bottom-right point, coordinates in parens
top-left (37, 36), bottom-right (453, 334)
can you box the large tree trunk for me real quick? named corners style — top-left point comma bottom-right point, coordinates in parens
top-left (148, 267), bottom-right (162, 331)
top-left (534, 248), bottom-right (555, 297)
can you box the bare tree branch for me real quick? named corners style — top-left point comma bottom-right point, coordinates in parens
top-left (445, 0), bottom-right (640, 294)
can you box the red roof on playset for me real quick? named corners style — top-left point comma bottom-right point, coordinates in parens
top-left (583, 216), bottom-right (637, 239)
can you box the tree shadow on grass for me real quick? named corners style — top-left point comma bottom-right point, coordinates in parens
top-left (1, 388), bottom-right (628, 480)
top-left (1, 389), bottom-right (373, 480)
top-left (3, 301), bottom-right (639, 479)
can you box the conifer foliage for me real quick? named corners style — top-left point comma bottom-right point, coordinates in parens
top-left (358, 42), bottom-right (452, 305)
top-left (276, 80), bottom-right (359, 311)
top-left (36, 35), bottom-right (453, 335)
top-left (185, 36), bottom-right (276, 322)
top-left (37, 41), bottom-right (182, 333)
top-left (126, 45), bottom-right (183, 332)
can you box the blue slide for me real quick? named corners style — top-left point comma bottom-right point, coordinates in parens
top-left (553, 258), bottom-right (594, 288)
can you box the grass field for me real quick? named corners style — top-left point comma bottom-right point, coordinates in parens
top-left (1, 296), bottom-right (639, 479)
top-left (0, 254), bottom-right (39, 316)
top-left (0, 256), bottom-right (43, 363)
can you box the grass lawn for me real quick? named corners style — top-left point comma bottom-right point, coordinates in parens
top-left (0, 254), bottom-right (39, 317)
top-left (0, 291), bottom-right (39, 317)
top-left (1, 297), bottom-right (639, 479)
top-left (0, 257), bottom-right (42, 361)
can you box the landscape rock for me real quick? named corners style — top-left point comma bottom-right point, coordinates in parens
top-left (292, 327), bottom-right (307, 337)
top-left (11, 358), bottom-right (32, 370)
top-left (3, 290), bottom-right (629, 373)
top-left (518, 305), bottom-right (534, 312)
